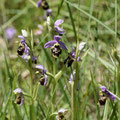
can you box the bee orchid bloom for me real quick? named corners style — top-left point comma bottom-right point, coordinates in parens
top-left (64, 47), bottom-right (81, 67)
top-left (36, 65), bottom-right (48, 86)
top-left (54, 19), bottom-right (66, 35)
top-left (37, 0), bottom-right (49, 10)
top-left (44, 35), bottom-right (68, 58)
top-left (44, 35), bottom-right (67, 50)
top-left (100, 86), bottom-right (117, 102)
top-left (17, 35), bottom-right (38, 63)
top-left (13, 88), bottom-right (24, 106)
top-left (18, 35), bottom-right (30, 55)
top-left (56, 108), bottom-right (68, 120)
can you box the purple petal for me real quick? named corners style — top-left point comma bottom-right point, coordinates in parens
top-left (32, 55), bottom-right (39, 61)
top-left (37, 0), bottom-right (42, 8)
top-left (54, 35), bottom-right (61, 42)
top-left (13, 88), bottom-right (23, 94)
top-left (22, 54), bottom-right (30, 62)
top-left (55, 19), bottom-right (64, 26)
top-left (46, 9), bottom-right (52, 16)
top-left (108, 92), bottom-right (117, 101)
top-left (24, 44), bottom-right (30, 55)
top-left (18, 35), bottom-right (25, 40)
top-left (55, 26), bottom-right (66, 35)
top-left (100, 86), bottom-right (107, 92)
top-left (71, 47), bottom-right (76, 58)
top-left (100, 86), bottom-right (117, 101)
top-left (58, 41), bottom-right (68, 50)
top-left (35, 65), bottom-right (47, 74)
top-left (44, 40), bottom-right (56, 48)
top-left (77, 57), bottom-right (82, 62)
top-left (36, 65), bottom-right (45, 70)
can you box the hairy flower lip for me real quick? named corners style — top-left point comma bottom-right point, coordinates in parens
top-left (37, 0), bottom-right (42, 8)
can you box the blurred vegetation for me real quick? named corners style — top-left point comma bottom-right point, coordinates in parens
top-left (0, 0), bottom-right (120, 120)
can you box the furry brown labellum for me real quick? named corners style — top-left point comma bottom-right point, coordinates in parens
top-left (41, 0), bottom-right (49, 10)
top-left (64, 54), bottom-right (74, 67)
top-left (16, 95), bottom-right (22, 104)
top-left (98, 91), bottom-right (107, 105)
top-left (51, 43), bottom-right (62, 59)
top-left (39, 75), bottom-right (45, 85)
top-left (17, 43), bottom-right (25, 55)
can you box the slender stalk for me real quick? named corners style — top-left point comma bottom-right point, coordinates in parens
top-left (53, 57), bottom-right (56, 76)
top-left (9, 75), bottom-right (17, 120)
top-left (28, 0), bottom-right (37, 8)
top-left (52, 57), bottom-right (56, 111)
top-left (9, 91), bottom-right (12, 120)
top-left (46, 72), bottom-right (55, 79)
top-left (29, 31), bottom-right (36, 120)
top-left (23, 93), bottom-right (33, 99)
top-left (30, 66), bottom-right (33, 99)
top-left (71, 82), bottom-right (74, 120)
top-left (55, 0), bottom-right (64, 20)
top-left (115, 0), bottom-right (117, 38)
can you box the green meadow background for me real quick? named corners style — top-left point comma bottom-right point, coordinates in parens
top-left (0, 0), bottom-right (120, 120)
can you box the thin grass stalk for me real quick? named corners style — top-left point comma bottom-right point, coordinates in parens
top-left (64, 0), bottom-right (116, 35)
top-left (115, 0), bottom-right (117, 38)
top-left (29, 31), bottom-right (36, 120)
top-left (55, 0), bottom-right (64, 20)
top-left (71, 82), bottom-right (74, 120)
top-left (9, 77), bottom-right (15, 120)
top-left (66, 2), bottom-right (79, 119)
top-left (52, 57), bottom-right (56, 112)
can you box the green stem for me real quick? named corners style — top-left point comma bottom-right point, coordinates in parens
top-left (71, 82), bottom-right (74, 120)
top-left (46, 72), bottom-right (55, 79)
top-left (23, 93), bottom-right (33, 99)
top-left (52, 57), bottom-right (56, 111)
top-left (9, 75), bottom-right (17, 120)
top-left (29, 31), bottom-right (36, 120)
top-left (53, 57), bottom-right (56, 76)
top-left (33, 82), bottom-right (40, 101)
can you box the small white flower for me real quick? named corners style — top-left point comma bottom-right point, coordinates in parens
top-left (79, 42), bottom-right (86, 51)
top-left (21, 29), bottom-right (28, 37)
top-left (47, 17), bottom-right (50, 26)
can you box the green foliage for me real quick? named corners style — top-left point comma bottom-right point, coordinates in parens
top-left (0, 0), bottom-right (120, 120)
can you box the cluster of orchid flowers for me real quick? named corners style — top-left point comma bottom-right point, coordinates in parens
top-left (11, 0), bottom-right (120, 119)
